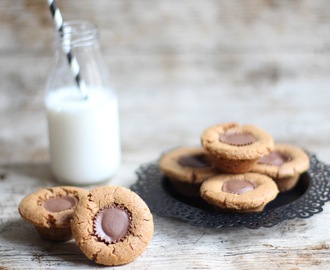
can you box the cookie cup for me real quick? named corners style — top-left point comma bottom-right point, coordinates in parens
top-left (18, 186), bottom-right (87, 242)
top-left (200, 173), bottom-right (279, 213)
top-left (201, 122), bottom-right (274, 173)
top-left (251, 144), bottom-right (310, 192)
top-left (159, 147), bottom-right (218, 197)
top-left (71, 186), bottom-right (154, 266)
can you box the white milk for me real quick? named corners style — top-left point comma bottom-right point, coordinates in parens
top-left (46, 87), bottom-right (120, 185)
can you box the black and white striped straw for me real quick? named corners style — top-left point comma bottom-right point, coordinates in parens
top-left (47, 0), bottom-right (88, 99)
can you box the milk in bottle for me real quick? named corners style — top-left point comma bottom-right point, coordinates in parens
top-left (45, 21), bottom-right (120, 184)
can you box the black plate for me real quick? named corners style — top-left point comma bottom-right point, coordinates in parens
top-left (131, 153), bottom-right (330, 229)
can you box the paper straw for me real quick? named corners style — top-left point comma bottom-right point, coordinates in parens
top-left (47, 0), bottom-right (88, 99)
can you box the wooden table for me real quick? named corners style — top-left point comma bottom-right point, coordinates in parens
top-left (1, 1), bottom-right (330, 269)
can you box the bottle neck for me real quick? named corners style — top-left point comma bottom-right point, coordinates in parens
top-left (48, 20), bottom-right (110, 92)
top-left (55, 20), bottom-right (99, 51)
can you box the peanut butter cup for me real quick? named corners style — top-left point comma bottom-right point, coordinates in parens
top-left (159, 147), bottom-right (219, 197)
top-left (222, 179), bottom-right (255, 194)
top-left (258, 151), bottom-right (291, 166)
top-left (201, 122), bottom-right (274, 173)
top-left (251, 144), bottom-right (310, 192)
top-left (200, 173), bottom-right (279, 212)
top-left (18, 186), bottom-right (87, 242)
top-left (42, 196), bottom-right (77, 212)
top-left (71, 186), bottom-right (153, 266)
top-left (93, 205), bottom-right (132, 244)
top-left (219, 132), bottom-right (256, 146)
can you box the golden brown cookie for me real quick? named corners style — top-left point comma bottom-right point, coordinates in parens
top-left (71, 186), bottom-right (154, 266)
top-left (200, 173), bottom-right (279, 212)
top-left (251, 144), bottom-right (310, 192)
top-left (201, 122), bottom-right (274, 173)
top-left (159, 146), bottom-right (219, 196)
top-left (18, 186), bottom-right (87, 242)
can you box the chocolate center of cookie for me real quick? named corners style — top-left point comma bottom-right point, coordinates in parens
top-left (94, 206), bottom-right (131, 244)
top-left (177, 154), bottom-right (211, 168)
top-left (258, 151), bottom-right (291, 166)
top-left (222, 179), bottom-right (255, 194)
top-left (42, 196), bottom-right (77, 212)
top-left (219, 132), bottom-right (256, 146)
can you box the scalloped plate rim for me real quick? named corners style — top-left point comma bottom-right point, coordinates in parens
top-left (131, 153), bottom-right (330, 229)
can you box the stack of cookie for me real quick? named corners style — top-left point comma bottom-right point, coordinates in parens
top-left (18, 185), bottom-right (154, 266)
top-left (159, 122), bottom-right (310, 213)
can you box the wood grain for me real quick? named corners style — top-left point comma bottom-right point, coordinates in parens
top-left (1, 0), bottom-right (330, 269)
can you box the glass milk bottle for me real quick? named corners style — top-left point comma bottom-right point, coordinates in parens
top-left (45, 21), bottom-right (120, 185)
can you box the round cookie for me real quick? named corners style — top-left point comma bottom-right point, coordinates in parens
top-left (251, 144), bottom-right (310, 192)
top-left (71, 186), bottom-right (154, 266)
top-left (18, 186), bottom-right (87, 242)
top-left (200, 173), bottom-right (279, 212)
top-left (201, 122), bottom-right (274, 173)
top-left (159, 147), bottom-right (219, 196)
